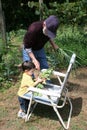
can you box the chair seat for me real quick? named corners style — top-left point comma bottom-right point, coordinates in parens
top-left (23, 84), bottom-right (61, 105)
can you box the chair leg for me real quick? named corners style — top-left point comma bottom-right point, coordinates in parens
top-left (52, 97), bottom-right (72, 130)
top-left (27, 102), bottom-right (37, 120)
top-left (25, 94), bottom-right (33, 122)
top-left (25, 94), bottom-right (37, 122)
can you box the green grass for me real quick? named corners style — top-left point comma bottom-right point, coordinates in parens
top-left (0, 107), bottom-right (8, 118)
top-left (0, 79), bottom-right (87, 130)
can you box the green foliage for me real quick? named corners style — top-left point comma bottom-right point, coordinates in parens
top-left (56, 25), bottom-right (87, 66)
top-left (37, 83), bottom-right (44, 89)
top-left (0, 29), bottom-right (24, 91)
top-left (0, 47), bottom-right (21, 91)
top-left (1, 48), bottom-right (20, 77)
top-left (34, 68), bottom-right (53, 96)
top-left (43, 1), bottom-right (87, 25)
top-left (39, 68), bottom-right (53, 80)
top-left (1, 0), bottom-right (87, 31)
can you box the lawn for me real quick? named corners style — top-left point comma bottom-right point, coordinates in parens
top-left (0, 67), bottom-right (87, 130)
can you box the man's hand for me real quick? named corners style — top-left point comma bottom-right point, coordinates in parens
top-left (53, 43), bottom-right (59, 50)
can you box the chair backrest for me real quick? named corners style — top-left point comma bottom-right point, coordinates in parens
top-left (60, 53), bottom-right (76, 93)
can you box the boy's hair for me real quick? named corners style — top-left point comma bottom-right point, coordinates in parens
top-left (22, 61), bottom-right (35, 71)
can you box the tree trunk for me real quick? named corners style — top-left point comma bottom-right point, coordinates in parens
top-left (0, 0), bottom-right (7, 50)
top-left (39, 0), bottom-right (43, 20)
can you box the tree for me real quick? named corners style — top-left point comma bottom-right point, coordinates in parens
top-left (0, 0), bottom-right (7, 51)
top-left (39, 0), bottom-right (43, 20)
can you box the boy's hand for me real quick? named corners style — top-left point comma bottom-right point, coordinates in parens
top-left (37, 77), bottom-right (43, 83)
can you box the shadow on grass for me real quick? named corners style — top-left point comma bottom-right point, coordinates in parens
top-left (66, 81), bottom-right (81, 92)
top-left (31, 97), bottom-right (82, 122)
top-left (71, 97), bottom-right (82, 117)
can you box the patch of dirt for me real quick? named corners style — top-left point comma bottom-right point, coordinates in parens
top-left (0, 67), bottom-right (87, 130)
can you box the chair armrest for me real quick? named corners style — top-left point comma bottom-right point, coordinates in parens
top-left (53, 71), bottom-right (66, 77)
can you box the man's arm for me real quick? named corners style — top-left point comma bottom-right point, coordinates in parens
top-left (25, 48), bottom-right (40, 70)
top-left (49, 39), bottom-right (59, 51)
top-left (24, 30), bottom-right (40, 70)
top-left (29, 51), bottom-right (40, 70)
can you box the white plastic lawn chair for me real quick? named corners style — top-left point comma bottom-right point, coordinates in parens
top-left (21, 53), bottom-right (76, 130)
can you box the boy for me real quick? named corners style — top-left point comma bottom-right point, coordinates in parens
top-left (17, 61), bottom-right (43, 119)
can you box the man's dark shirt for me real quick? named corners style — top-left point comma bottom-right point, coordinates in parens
top-left (23, 21), bottom-right (49, 51)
